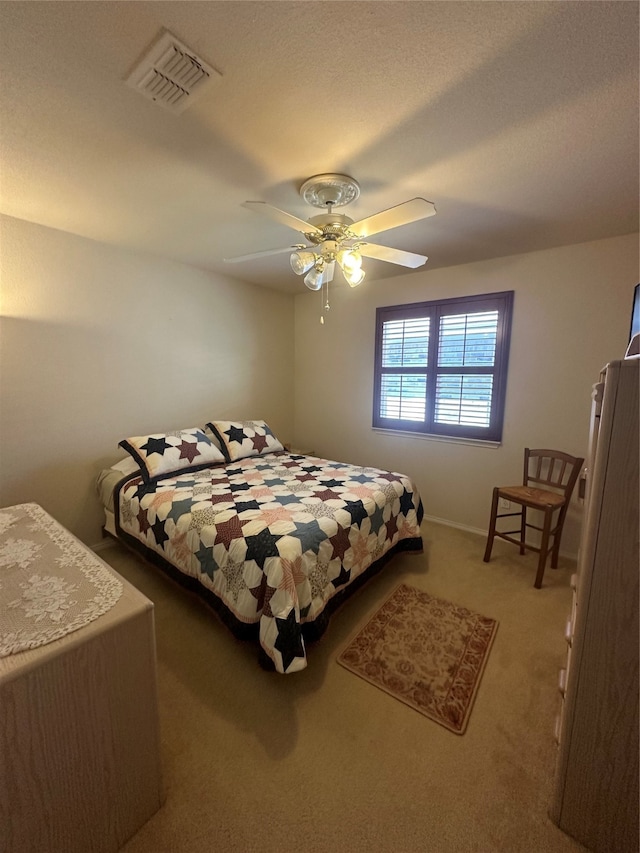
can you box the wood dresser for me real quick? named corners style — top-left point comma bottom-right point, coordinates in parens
top-left (0, 504), bottom-right (163, 853)
top-left (550, 359), bottom-right (639, 852)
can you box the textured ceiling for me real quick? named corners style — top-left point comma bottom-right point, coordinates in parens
top-left (0, 1), bottom-right (638, 293)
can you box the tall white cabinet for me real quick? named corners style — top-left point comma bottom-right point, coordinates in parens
top-left (550, 358), bottom-right (639, 852)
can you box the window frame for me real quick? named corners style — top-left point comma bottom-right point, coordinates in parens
top-left (373, 290), bottom-right (514, 442)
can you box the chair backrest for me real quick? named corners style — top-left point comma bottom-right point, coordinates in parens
top-left (523, 448), bottom-right (584, 501)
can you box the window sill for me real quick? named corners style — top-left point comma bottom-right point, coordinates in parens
top-left (372, 427), bottom-right (501, 449)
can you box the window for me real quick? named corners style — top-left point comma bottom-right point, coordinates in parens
top-left (373, 291), bottom-right (514, 442)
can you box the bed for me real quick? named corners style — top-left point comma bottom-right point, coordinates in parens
top-left (97, 421), bottom-right (423, 674)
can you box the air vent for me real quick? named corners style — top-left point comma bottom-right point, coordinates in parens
top-left (126, 29), bottom-right (221, 114)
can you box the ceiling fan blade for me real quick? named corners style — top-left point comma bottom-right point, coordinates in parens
top-left (358, 242), bottom-right (428, 268)
top-left (244, 201), bottom-right (322, 235)
top-left (224, 244), bottom-right (306, 263)
top-left (349, 198), bottom-right (436, 239)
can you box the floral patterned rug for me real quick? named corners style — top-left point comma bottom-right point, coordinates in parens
top-left (337, 583), bottom-right (498, 734)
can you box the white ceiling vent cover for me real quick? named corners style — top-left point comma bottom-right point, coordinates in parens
top-left (126, 29), bottom-right (221, 114)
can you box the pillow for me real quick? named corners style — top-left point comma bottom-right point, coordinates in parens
top-left (205, 420), bottom-right (284, 462)
top-left (203, 424), bottom-right (224, 451)
top-left (111, 456), bottom-right (140, 475)
top-left (119, 428), bottom-right (226, 482)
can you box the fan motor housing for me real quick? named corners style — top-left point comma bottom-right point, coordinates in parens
top-left (306, 212), bottom-right (355, 244)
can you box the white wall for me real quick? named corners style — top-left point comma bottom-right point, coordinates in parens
top-left (293, 233), bottom-right (639, 557)
top-left (0, 215), bottom-right (295, 544)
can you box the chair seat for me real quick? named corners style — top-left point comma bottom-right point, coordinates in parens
top-left (498, 485), bottom-right (566, 509)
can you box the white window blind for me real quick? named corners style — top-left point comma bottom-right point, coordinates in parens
top-left (437, 311), bottom-right (498, 367)
top-left (380, 374), bottom-right (427, 421)
top-left (434, 310), bottom-right (499, 428)
top-left (434, 374), bottom-right (494, 427)
top-left (382, 317), bottom-right (429, 367)
top-left (380, 316), bottom-right (429, 421)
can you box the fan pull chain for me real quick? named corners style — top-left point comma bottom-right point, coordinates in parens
top-left (320, 277), bottom-right (330, 324)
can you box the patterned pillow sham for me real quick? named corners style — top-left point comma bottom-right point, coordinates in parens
top-left (203, 424), bottom-right (224, 451)
top-left (205, 420), bottom-right (284, 462)
top-left (119, 428), bottom-right (226, 482)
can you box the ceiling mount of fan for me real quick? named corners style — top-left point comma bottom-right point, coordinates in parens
top-left (299, 173), bottom-right (361, 209)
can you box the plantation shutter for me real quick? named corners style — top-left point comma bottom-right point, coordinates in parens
top-left (434, 310), bottom-right (499, 429)
top-left (373, 291), bottom-right (513, 442)
top-left (379, 316), bottom-right (429, 422)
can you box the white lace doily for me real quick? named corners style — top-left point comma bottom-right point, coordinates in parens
top-left (0, 503), bottom-right (123, 657)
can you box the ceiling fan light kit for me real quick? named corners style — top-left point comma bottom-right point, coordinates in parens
top-left (225, 173), bottom-right (436, 313)
top-left (344, 265), bottom-right (366, 288)
top-left (289, 250), bottom-right (316, 276)
top-left (303, 267), bottom-right (324, 291)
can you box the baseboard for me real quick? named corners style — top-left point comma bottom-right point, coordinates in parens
top-left (423, 513), bottom-right (487, 538)
top-left (422, 514), bottom-right (578, 561)
top-left (91, 537), bottom-right (117, 553)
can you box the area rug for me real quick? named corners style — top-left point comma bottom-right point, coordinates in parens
top-left (337, 583), bottom-right (498, 734)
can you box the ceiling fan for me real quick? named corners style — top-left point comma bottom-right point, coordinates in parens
top-left (224, 174), bottom-right (436, 290)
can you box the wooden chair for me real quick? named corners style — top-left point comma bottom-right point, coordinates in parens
top-left (483, 448), bottom-right (584, 588)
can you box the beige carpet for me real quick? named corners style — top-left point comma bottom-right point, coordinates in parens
top-left (338, 583), bottom-right (498, 734)
top-left (99, 521), bottom-right (587, 853)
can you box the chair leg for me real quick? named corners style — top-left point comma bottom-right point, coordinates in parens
top-left (534, 508), bottom-right (553, 589)
top-left (551, 507), bottom-right (566, 569)
top-left (483, 488), bottom-right (499, 562)
top-left (519, 505), bottom-right (527, 555)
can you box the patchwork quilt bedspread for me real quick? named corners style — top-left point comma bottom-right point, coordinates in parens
top-left (114, 451), bottom-right (423, 673)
